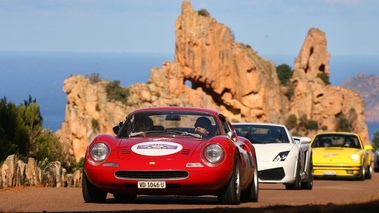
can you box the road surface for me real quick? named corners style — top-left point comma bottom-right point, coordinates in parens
top-left (1, 173), bottom-right (379, 213)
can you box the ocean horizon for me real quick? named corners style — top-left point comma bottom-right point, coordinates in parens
top-left (1, 51), bottom-right (378, 139)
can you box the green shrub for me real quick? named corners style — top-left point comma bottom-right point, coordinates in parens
top-left (86, 72), bottom-right (102, 84)
top-left (286, 114), bottom-right (298, 130)
top-left (307, 120), bottom-right (318, 131)
top-left (335, 113), bottom-right (352, 132)
top-left (198, 9), bottom-right (210, 17)
top-left (276, 64), bottom-right (293, 86)
top-left (105, 80), bottom-right (129, 104)
top-left (91, 118), bottom-right (99, 131)
top-left (0, 96), bottom-right (70, 168)
top-left (373, 131), bottom-right (379, 150)
top-left (317, 72), bottom-right (331, 85)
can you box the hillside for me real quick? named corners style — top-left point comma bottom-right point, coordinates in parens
top-left (56, 1), bottom-right (369, 161)
top-left (342, 73), bottom-right (379, 122)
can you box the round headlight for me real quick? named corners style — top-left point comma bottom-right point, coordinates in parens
top-left (90, 143), bottom-right (110, 162)
top-left (204, 144), bottom-right (224, 164)
top-left (351, 153), bottom-right (359, 162)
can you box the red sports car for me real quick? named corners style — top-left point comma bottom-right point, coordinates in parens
top-left (82, 106), bottom-right (259, 204)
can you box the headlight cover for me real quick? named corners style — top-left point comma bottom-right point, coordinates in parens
top-left (273, 151), bottom-right (289, 161)
top-left (351, 153), bottom-right (359, 162)
top-left (204, 144), bottom-right (224, 164)
top-left (90, 142), bottom-right (110, 162)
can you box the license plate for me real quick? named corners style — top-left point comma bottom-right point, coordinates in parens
top-left (324, 171), bottom-right (336, 175)
top-left (137, 181), bottom-right (166, 189)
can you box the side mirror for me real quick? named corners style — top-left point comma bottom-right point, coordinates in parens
top-left (364, 144), bottom-right (373, 151)
top-left (227, 131), bottom-right (237, 142)
top-left (113, 121), bottom-right (123, 134)
top-left (293, 136), bottom-right (300, 144)
top-left (113, 125), bottom-right (120, 134)
top-left (299, 137), bottom-right (311, 144)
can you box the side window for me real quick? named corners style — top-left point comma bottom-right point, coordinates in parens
top-left (218, 115), bottom-right (232, 135)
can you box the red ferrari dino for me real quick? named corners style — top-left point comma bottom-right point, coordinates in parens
top-left (82, 106), bottom-right (258, 204)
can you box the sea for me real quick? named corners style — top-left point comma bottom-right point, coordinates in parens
top-left (1, 51), bottom-right (378, 139)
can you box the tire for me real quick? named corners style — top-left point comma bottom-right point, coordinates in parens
top-left (358, 164), bottom-right (366, 180)
top-left (113, 193), bottom-right (136, 203)
top-left (285, 160), bottom-right (301, 190)
top-left (218, 155), bottom-right (241, 204)
top-left (82, 172), bottom-right (107, 203)
top-left (301, 159), bottom-right (313, 190)
top-left (365, 162), bottom-right (373, 179)
top-left (241, 161), bottom-right (259, 202)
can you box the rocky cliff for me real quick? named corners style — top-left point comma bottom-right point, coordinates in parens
top-left (342, 73), bottom-right (379, 123)
top-left (56, 1), bottom-right (369, 161)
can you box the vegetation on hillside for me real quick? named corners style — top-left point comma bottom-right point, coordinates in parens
top-left (276, 64), bottom-right (293, 86)
top-left (276, 64), bottom-right (295, 99)
top-left (0, 96), bottom-right (78, 171)
top-left (286, 114), bottom-right (321, 136)
top-left (105, 80), bottom-right (130, 104)
top-left (197, 9), bottom-right (210, 17)
top-left (372, 131), bottom-right (379, 150)
top-left (318, 72), bottom-right (331, 85)
top-left (285, 108), bottom-right (360, 139)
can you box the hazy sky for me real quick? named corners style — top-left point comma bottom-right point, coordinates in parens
top-left (1, 0), bottom-right (378, 56)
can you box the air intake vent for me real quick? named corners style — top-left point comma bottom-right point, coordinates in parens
top-left (115, 171), bottom-right (189, 180)
top-left (181, 149), bottom-right (191, 155)
top-left (121, 148), bottom-right (131, 154)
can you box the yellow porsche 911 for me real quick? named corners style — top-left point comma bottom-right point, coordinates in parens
top-left (310, 132), bottom-right (373, 180)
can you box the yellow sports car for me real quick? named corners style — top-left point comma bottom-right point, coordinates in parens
top-left (310, 132), bottom-right (373, 180)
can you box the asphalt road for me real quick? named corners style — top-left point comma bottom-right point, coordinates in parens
top-left (1, 173), bottom-right (379, 213)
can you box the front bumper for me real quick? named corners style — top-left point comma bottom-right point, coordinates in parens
top-left (257, 160), bottom-right (296, 184)
top-left (84, 163), bottom-right (233, 195)
top-left (313, 164), bottom-right (362, 177)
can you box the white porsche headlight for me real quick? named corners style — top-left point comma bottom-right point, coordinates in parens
top-left (351, 153), bottom-right (359, 162)
top-left (90, 143), bottom-right (110, 162)
top-left (204, 144), bottom-right (224, 164)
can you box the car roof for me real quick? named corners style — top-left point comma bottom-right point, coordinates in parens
top-left (314, 132), bottom-right (359, 137)
top-left (129, 106), bottom-right (220, 117)
top-left (232, 122), bottom-right (287, 128)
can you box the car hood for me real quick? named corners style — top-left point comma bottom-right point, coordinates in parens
top-left (117, 137), bottom-right (204, 159)
top-left (253, 143), bottom-right (296, 162)
top-left (313, 147), bottom-right (362, 164)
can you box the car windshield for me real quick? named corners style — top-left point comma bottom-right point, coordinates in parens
top-left (234, 124), bottom-right (290, 144)
top-left (117, 111), bottom-right (219, 138)
top-left (311, 134), bottom-right (362, 149)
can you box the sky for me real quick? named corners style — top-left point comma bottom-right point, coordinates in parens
top-left (0, 0), bottom-right (378, 56)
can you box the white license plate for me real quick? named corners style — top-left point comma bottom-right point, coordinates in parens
top-left (137, 181), bottom-right (166, 189)
top-left (324, 171), bottom-right (336, 175)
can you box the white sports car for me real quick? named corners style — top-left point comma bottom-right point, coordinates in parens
top-left (233, 123), bottom-right (313, 190)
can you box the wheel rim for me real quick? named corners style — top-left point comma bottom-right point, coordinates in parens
top-left (235, 168), bottom-right (240, 196)
top-left (254, 169), bottom-right (258, 194)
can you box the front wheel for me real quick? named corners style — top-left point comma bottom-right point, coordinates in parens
top-left (301, 159), bottom-right (313, 190)
top-left (241, 164), bottom-right (259, 202)
top-left (365, 162), bottom-right (373, 179)
top-left (285, 160), bottom-right (301, 190)
top-left (82, 172), bottom-right (107, 203)
top-left (218, 155), bottom-right (241, 204)
top-left (358, 164), bottom-right (366, 180)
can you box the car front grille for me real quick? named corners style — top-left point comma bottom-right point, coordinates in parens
top-left (115, 170), bottom-right (189, 180)
top-left (259, 167), bottom-right (285, 180)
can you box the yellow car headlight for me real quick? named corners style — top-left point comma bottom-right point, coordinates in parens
top-left (351, 153), bottom-right (359, 162)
